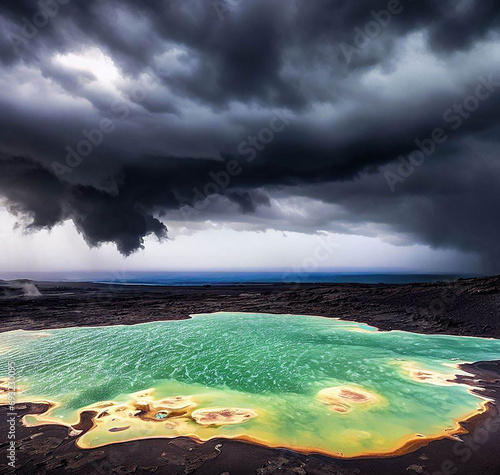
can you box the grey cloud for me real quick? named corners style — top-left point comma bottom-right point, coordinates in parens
top-left (0, 0), bottom-right (499, 271)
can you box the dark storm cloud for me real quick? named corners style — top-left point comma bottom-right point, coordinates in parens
top-left (0, 155), bottom-right (167, 254)
top-left (0, 0), bottom-right (500, 270)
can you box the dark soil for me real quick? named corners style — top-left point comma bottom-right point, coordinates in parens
top-left (1, 275), bottom-right (500, 474)
top-left (1, 275), bottom-right (499, 338)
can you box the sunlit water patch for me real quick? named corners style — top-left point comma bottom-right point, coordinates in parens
top-left (2, 312), bottom-right (500, 457)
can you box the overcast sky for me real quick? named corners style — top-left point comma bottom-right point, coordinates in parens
top-left (0, 0), bottom-right (499, 274)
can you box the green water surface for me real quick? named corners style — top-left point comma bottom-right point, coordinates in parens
top-left (1, 312), bottom-right (500, 457)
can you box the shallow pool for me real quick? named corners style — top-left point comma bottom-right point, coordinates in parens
top-left (2, 312), bottom-right (500, 457)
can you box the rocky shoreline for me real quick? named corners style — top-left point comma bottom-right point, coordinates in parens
top-left (1, 275), bottom-right (499, 338)
top-left (2, 359), bottom-right (499, 475)
top-left (1, 275), bottom-right (500, 474)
